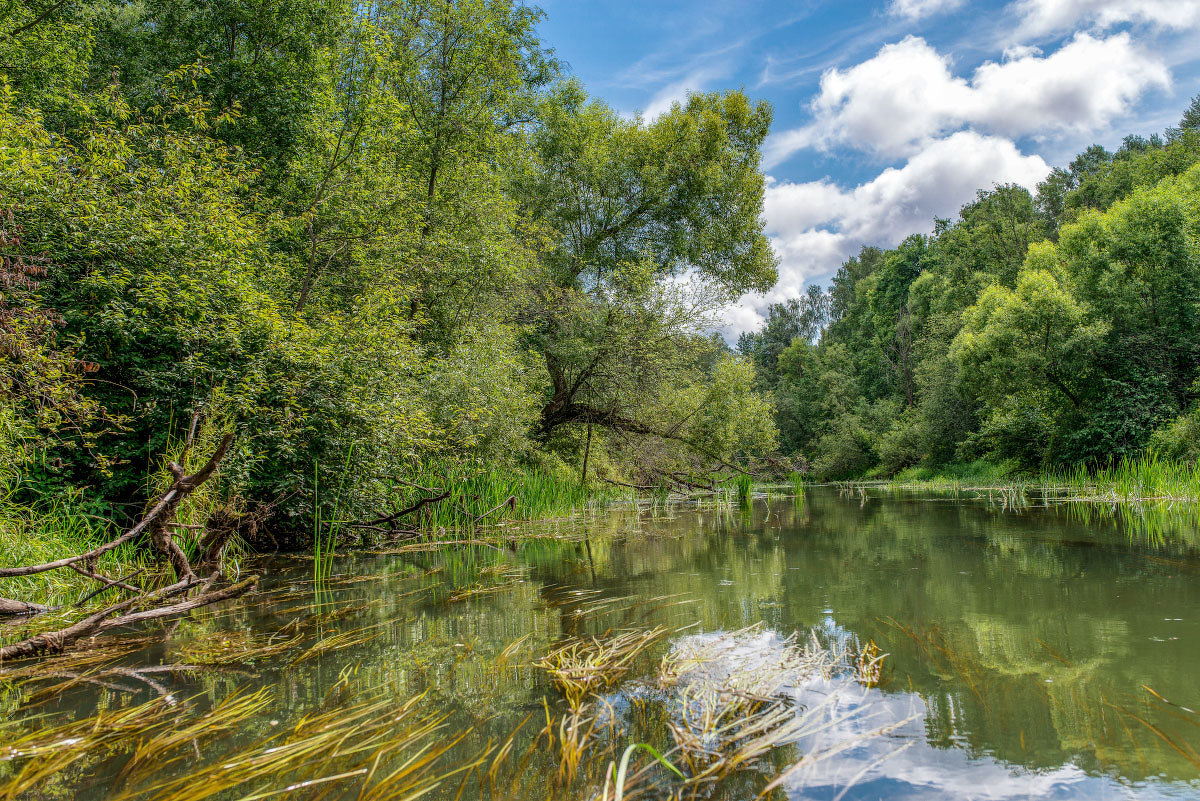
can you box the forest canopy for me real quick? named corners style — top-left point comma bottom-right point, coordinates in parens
top-left (0, 0), bottom-right (779, 534)
top-left (739, 112), bottom-right (1200, 477)
top-left (3, 0), bottom-right (1199, 541)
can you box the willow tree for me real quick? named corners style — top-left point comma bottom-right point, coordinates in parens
top-left (515, 83), bottom-right (777, 465)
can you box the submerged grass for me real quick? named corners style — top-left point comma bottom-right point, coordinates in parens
top-left (535, 627), bottom-right (670, 711)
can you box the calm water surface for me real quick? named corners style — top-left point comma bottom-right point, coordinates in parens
top-left (5, 487), bottom-right (1200, 799)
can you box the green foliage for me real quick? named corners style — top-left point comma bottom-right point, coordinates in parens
top-left (0, 1), bottom-right (784, 539)
top-left (751, 97), bottom-right (1200, 479)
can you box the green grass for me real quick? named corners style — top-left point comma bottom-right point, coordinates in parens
top-left (733, 473), bottom-right (753, 506)
top-left (388, 463), bottom-right (629, 535)
top-left (854, 454), bottom-right (1200, 505)
top-left (889, 459), bottom-right (1017, 486)
top-left (1043, 452), bottom-right (1200, 503)
top-left (0, 491), bottom-right (147, 608)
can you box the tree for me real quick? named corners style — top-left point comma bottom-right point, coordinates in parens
top-left (737, 285), bottom-right (829, 388)
top-left (1181, 94), bottom-right (1200, 132)
top-left (516, 83), bottom-right (777, 449)
top-left (951, 264), bottom-right (1108, 464)
top-left (89, 0), bottom-right (346, 181)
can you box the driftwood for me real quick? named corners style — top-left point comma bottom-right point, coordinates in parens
top-left (348, 489), bottom-right (452, 532)
top-left (0, 598), bottom-right (47, 617)
top-left (0, 575), bottom-right (258, 662)
top-left (473, 495), bottom-right (516, 524)
top-left (0, 421), bottom-right (255, 661)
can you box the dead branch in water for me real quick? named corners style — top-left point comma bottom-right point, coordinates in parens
top-left (0, 429), bottom-right (234, 580)
top-left (0, 575), bottom-right (258, 662)
top-left (348, 489), bottom-right (452, 532)
top-left (0, 425), bottom-right (255, 660)
top-left (0, 598), bottom-right (47, 617)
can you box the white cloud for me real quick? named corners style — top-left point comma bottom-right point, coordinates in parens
top-left (638, 68), bottom-right (724, 119)
top-left (889, 0), bottom-right (965, 20)
top-left (764, 32), bottom-right (1169, 165)
top-left (726, 132), bottom-right (1049, 336)
top-left (1013, 0), bottom-right (1200, 37)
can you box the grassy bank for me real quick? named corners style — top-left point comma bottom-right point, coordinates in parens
top-left (837, 454), bottom-right (1200, 504)
top-left (0, 494), bottom-right (146, 608)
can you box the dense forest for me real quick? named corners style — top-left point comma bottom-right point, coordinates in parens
top-left (739, 100), bottom-right (1200, 478)
top-left (0, 0), bottom-right (781, 542)
top-left (3, 0), bottom-right (1200, 550)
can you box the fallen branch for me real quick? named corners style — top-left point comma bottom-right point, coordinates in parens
top-left (349, 489), bottom-right (452, 530)
top-left (0, 575), bottom-right (258, 662)
top-left (68, 562), bottom-right (142, 594)
top-left (0, 598), bottom-right (47, 617)
top-left (599, 477), bottom-right (656, 491)
top-left (74, 568), bottom-right (147, 609)
top-left (473, 495), bottom-right (516, 524)
top-left (0, 432), bottom-right (234, 580)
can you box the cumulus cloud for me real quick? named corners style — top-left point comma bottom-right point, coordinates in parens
top-left (725, 132), bottom-right (1049, 336)
top-left (889, 0), bottom-right (965, 20)
top-left (1013, 0), bottom-right (1200, 37)
top-left (763, 32), bottom-right (1169, 165)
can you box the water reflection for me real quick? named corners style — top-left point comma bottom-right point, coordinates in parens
top-left (2, 488), bottom-right (1199, 799)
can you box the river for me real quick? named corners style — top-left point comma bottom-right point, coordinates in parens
top-left (2, 487), bottom-right (1199, 799)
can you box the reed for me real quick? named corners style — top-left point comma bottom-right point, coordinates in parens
top-left (313, 444), bottom-right (355, 591)
top-left (535, 626), bottom-right (670, 711)
top-left (1044, 452), bottom-right (1200, 504)
top-left (734, 473), bottom-right (753, 506)
top-left (393, 462), bottom-right (628, 535)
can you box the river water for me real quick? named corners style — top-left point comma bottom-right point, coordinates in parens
top-left (3, 487), bottom-right (1199, 799)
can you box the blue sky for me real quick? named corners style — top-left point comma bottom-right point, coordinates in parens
top-left (537, 0), bottom-right (1200, 335)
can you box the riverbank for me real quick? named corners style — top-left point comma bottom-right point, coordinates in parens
top-left (833, 454), bottom-right (1200, 504)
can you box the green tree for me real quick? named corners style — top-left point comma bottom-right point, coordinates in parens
top-left (517, 83), bottom-right (777, 452)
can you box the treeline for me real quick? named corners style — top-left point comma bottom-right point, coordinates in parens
top-left (740, 99), bottom-right (1200, 478)
top-left (0, 0), bottom-right (781, 537)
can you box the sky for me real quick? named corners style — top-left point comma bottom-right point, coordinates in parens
top-left (536, 0), bottom-right (1200, 338)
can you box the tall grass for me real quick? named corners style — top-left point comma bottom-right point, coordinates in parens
top-left (391, 463), bottom-right (627, 534)
top-left (862, 454), bottom-right (1200, 503)
top-left (313, 445), bottom-right (355, 588)
top-left (0, 490), bottom-right (145, 608)
top-left (733, 473), bottom-right (753, 506)
top-left (1043, 452), bottom-right (1200, 503)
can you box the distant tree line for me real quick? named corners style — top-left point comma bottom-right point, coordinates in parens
top-left (739, 98), bottom-right (1200, 477)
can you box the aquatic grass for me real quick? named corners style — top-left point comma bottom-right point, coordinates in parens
top-left (288, 621), bottom-right (389, 665)
top-left (313, 444), bottom-right (356, 595)
top-left (866, 454), bottom-right (1200, 506)
top-left (389, 462), bottom-right (630, 535)
top-left (170, 629), bottom-right (304, 665)
top-left (599, 742), bottom-right (683, 801)
top-left (734, 473), bottom-right (753, 506)
top-left (535, 626), bottom-right (670, 711)
top-left (0, 696), bottom-right (179, 799)
top-left (648, 626), bottom-right (889, 795)
top-left (116, 688), bottom-right (273, 783)
top-left (545, 698), bottom-right (610, 784)
top-left (854, 640), bottom-right (889, 689)
top-left (788, 471), bottom-right (806, 503)
top-left (105, 688), bottom-right (472, 801)
top-left (1044, 452), bottom-right (1200, 504)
